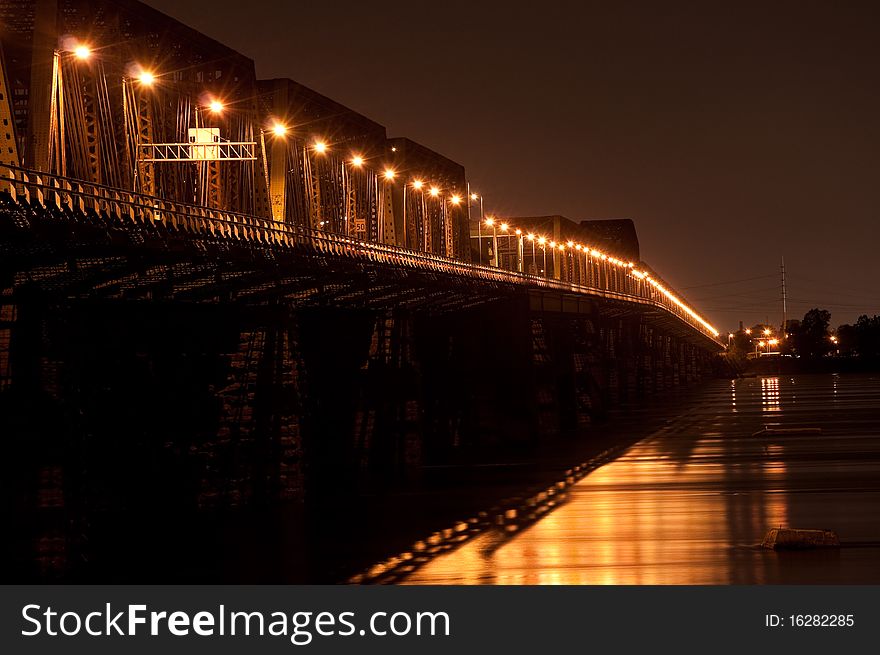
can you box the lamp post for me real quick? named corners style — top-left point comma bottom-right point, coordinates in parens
top-left (485, 217), bottom-right (498, 267)
top-left (500, 222), bottom-right (510, 270)
top-left (538, 236), bottom-right (547, 276)
top-left (450, 194), bottom-right (462, 257)
top-left (379, 168), bottom-right (395, 243)
top-left (468, 189), bottom-right (483, 264)
top-left (566, 241), bottom-right (575, 283)
top-left (409, 179), bottom-right (424, 249)
top-left (261, 121), bottom-right (288, 222)
top-left (558, 243), bottom-right (566, 281)
top-left (515, 228), bottom-right (523, 272)
top-left (344, 155), bottom-right (365, 237)
top-left (527, 233), bottom-right (536, 274)
top-left (427, 186), bottom-right (441, 253)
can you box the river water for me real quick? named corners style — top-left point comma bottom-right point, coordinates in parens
top-left (403, 374), bottom-right (880, 584)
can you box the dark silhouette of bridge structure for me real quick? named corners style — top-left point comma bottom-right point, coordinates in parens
top-left (0, 0), bottom-right (721, 581)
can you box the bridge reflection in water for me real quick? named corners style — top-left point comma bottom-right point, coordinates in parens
top-left (404, 374), bottom-right (880, 584)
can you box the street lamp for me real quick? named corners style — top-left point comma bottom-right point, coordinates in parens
top-left (485, 217), bottom-right (498, 267)
top-left (538, 236), bottom-right (547, 276)
top-left (259, 121), bottom-right (290, 221)
top-left (341, 154), bottom-right (364, 236)
top-left (527, 233), bottom-right (535, 274)
top-left (467, 189), bottom-right (485, 265)
top-left (500, 222), bottom-right (510, 269)
top-left (405, 179), bottom-right (426, 251)
top-left (557, 243), bottom-right (566, 281)
top-left (515, 228), bottom-right (523, 272)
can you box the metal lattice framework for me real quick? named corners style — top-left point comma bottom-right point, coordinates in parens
top-left (137, 142), bottom-right (257, 162)
top-left (0, 163), bottom-right (722, 345)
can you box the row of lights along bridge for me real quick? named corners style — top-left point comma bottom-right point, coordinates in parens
top-left (62, 42), bottom-right (719, 339)
top-left (65, 43), bottom-right (472, 210)
top-left (65, 43), bottom-right (631, 273)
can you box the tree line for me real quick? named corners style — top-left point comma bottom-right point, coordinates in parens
top-left (727, 309), bottom-right (880, 361)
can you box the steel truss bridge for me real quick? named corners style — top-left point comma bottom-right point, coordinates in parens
top-left (0, 164), bottom-right (719, 347)
top-left (0, 0), bottom-right (723, 582)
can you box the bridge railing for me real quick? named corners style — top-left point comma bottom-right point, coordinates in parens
top-left (0, 165), bottom-right (720, 342)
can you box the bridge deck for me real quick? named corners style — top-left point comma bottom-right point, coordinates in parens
top-left (0, 165), bottom-right (720, 347)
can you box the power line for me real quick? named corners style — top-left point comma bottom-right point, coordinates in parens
top-left (681, 273), bottom-right (777, 290)
top-left (692, 285), bottom-right (782, 302)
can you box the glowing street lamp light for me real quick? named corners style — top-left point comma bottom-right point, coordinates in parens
top-left (74, 45), bottom-right (91, 60)
top-left (513, 228), bottom-right (523, 272)
top-left (138, 71), bottom-right (155, 86)
top-left (450, 194), bottom-right (461, 205)
top-left (209, 100), bottom-right (224, 114)
top-left (484, 217), bottom-right (499, 267)
top-left (466, 188), bottom-right (485, 264)
top-left (405, 180), bottom-right (428, 251)
top-left (537, 236), bottom-right (548, 276)
top-left (351, 155), bottom-right (364, 167)
top-left (526, 233), bottom-right (536, 274)
top-left (499, 222), bottom-right (511, 270)
top-left (314, 140), bottom-right (328, 154)
top-left (271, 123), bottom-right (288, 137)
top-left (429, 186), bottom-right (440, 197)
top-left (383, 169), bottom-right (395, 180)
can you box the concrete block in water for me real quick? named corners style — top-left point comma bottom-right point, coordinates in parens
top-left (761, 528), bottom-right (840, 550)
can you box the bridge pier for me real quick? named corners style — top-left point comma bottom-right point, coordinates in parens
top-left (1, 286), bottom-right (719, 581)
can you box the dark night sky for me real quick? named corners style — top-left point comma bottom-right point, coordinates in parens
top-left (146, 0), bottom-right (879, 332)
